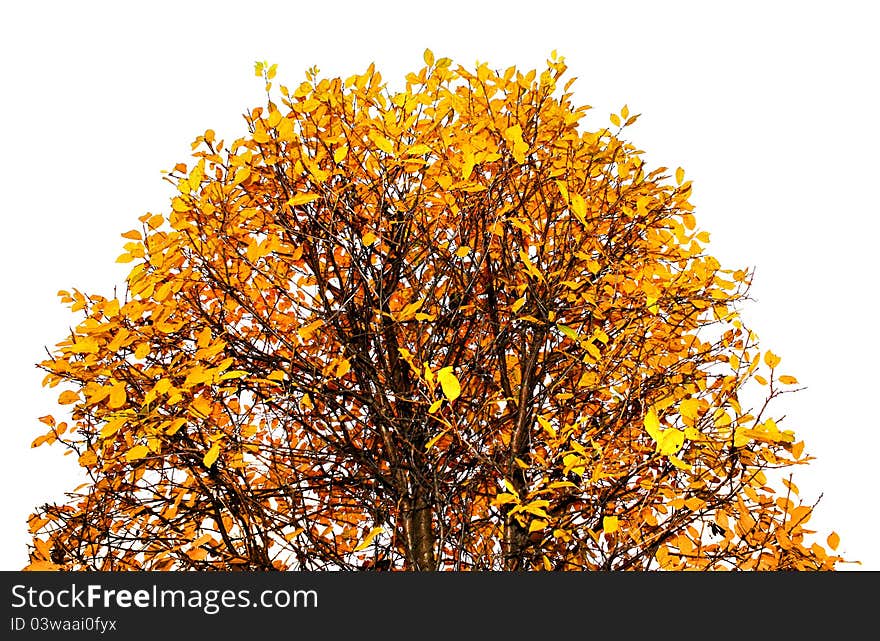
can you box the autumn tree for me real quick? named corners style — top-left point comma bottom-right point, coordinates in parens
top-left (27, 52), bottom-right (845, 571)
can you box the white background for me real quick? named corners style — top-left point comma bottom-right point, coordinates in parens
top-left (1, 0), bottom-right (876, 570)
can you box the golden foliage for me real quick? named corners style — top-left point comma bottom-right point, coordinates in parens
top-left (28, 52), bottom-right (845, 571)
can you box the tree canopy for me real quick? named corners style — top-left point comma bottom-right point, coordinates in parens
top-left (28, 51), bottom-right (844, 570)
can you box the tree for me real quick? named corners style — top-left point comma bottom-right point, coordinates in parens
top-left (27, 51), bottom-right (845, 571)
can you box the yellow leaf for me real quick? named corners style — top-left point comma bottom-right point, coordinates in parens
top-left (644, 408), bottom-right (661, 441)
top-left (166, 418), bottom-right (187, 435)
top-left (203, 441), bottom-right (221, 468)
top-left (684, 426), bottom-right (702, 441)
top-left (556, 323), bottom-right (579, 342)
top-left (518, 249), bottom-right (543, 281)
top-left (669, 455), bottom-right (692, 471)
top-left (733, 427), bottom-right (752, 448)
top-left (276, 117), bottom-right (294, 140)
top-left (155, 378), bottom-right (172, 395)
top-left (125, 445), bottom-right (149, 462)
top-left (437, 367), bottom-right (461, 402)
top-left (675, 167), bottom-right (685, 185)
top-left (362, 231), bottom-right (378, 246)
top-left (333, 146), bottom-right (349, 163)
top-left (713, 409), bottom-right (732, 428)
top-left (529, 519), bottom-right (548, 533)
top-left (353, 526), bottom-right (384, 552)
top-left (603, 515), bottom-right (619, 533)
top-left (397, 299), bottom-right (424, 320)
top-left (218, 370), bottom-right (248, 381)
top-left (570, 193), bottom-right (587, 223)
top-left (656, 428), bottom-right (685, 455)
top-left (827, 531), bottom-right (840, 551)
top-left (461, 148), bottom-right (475, 180)
top-left (511, 296), bottom-right (526, 313)
top-left (428, 399), bottom-right (443, 414)
top-left (287, 193), bottom-right (320, 206)
top-left (645, 407), bottom-right (684, 456)
top-left (335, 358), bottom-right (351, 378)
top-left (610, 113), bottom-right (621, 127)
top-left (424, 429), bottom-right (448, 451)
top-left (536, 415), bottom-right (556, 438)
top-left (779, 375), bottom-right (799, 385)
top-left (454, 246), bottom-right (471, 258)
top-left (678, 398), bottom-right (700, 420)
top-left (369, 132), bottom-right (394, 154)
top-left (764, 350), bottom-right (781, 369)
top-left (68, 337), bottom-right (99, 354)
top-left (562, 453), bottom-right (585, 476)
top-left (121, 229), bottom-right (142, 240)
top-left (58, 390), bottom-right (79, 405)
top-left (503, 124), bottom-right (528, 164)
top-left (99, 416), bottom-right (126, 439)
top-left (504, 124), bottom-right (524, 143)
top-left (232, 167), bottom-right (250, 186)
top-left (522, 502), bottom-right (551, 519)
top-left (423, 48), bottom-right (435, 67)
top-left (407, 144), bottom-right (431, 155)
top-left (556, 180), bottom-right (569, 202)
top-left (108, 382), bottom-right (127, 409)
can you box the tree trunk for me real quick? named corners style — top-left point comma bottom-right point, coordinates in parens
top-left (402, 494), bottom-right (436, 570)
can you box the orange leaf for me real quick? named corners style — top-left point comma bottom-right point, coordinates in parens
top-left (287, 193), bottom-right (320, 206)
top-left (58, 390), bottom-right (79, 405)
top-left (827, 531), bottom-right (840, 551)
top-left (23, 561), bottom-right (64, 571)
top-left (108, 383), bottom-right (127, 409)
